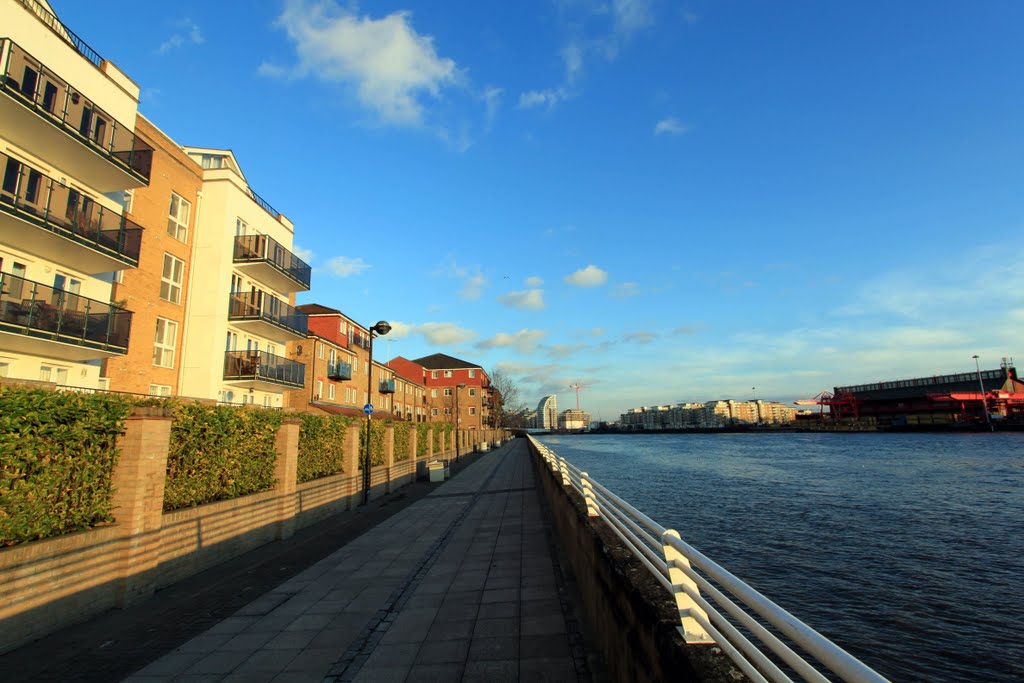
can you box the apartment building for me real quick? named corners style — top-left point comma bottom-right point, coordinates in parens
top-left (620, 400), bottom-right (796, 428)
top-left (558, 409), bottom-right (590, 431)
top-left (389, 353), bottom-right (496, 430)
top-left (0, 1), bottom-right (150, 387)
top-left (177, 148), bottom-right (310, 407)
top-left (535, 395), bottom-right (557, 429)
top-left (102, 116), bottom-right (201, 396)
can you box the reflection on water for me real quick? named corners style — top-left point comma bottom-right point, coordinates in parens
top-left (538, 432), bottom-right (1024, 683)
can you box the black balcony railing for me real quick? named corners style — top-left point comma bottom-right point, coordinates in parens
top-left (223, 350), bottom-right (305, 388)
top-left (379, 379), bottom-right (396, 394)
top-left (328, 360), bottom-right (352, 381)
top-left (233, 233), bottom-right (311, 290)
top-left (0, 152), bottom-right (143, 266)
top-left (248, 188), bottom-right (279, 219)
top-left (16, 0), bottom-right (105, 68)
top-left (227, 292), bottom-right (308, 337)
top-left (0, 272), bottom-right (131, 352)
top-left (0, 39), bottom-right (153, 182)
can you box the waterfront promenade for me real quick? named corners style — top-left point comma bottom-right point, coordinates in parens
top-left (1, 440), bottom-right (603, 682)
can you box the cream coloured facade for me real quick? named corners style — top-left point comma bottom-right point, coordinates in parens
top-left (0, 1), bottom-right (149, 388)
top-left (176, 147), bottom-right (310, 407)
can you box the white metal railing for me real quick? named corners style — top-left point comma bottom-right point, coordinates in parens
top-left (527, 436), bottom-right (890, 683)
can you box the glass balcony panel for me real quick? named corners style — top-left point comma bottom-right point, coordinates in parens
top-left (0, 272), bottom-right (131, 354)
top-left (223, 350), bottom-right (305, 389)
top-left (379, 379), bottom-right (396, 394)
top-left (328, 361), bottom-right (352, 381)
top-left (227, 292), bottom-right (308, 339)
top-left (0, 40), bottom-right (152, 186)
top-left (232, 234), bottom-right (311, 291)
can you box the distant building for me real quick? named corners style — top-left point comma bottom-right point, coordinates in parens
top-left (620, 400), bottom-right (796, 429)
top-left (389, 353), bottom-right (498, 430)
top-left (536, 395), bottom-right (557, 429)
top-left (558, 409), bottom-right (590, 431)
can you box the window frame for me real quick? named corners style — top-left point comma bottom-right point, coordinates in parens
top-left (153, 317), bottom-right (178, 368)
top-left (167, 192), bottom-right (190, 242)
top-left (160, 253), bottom-right (184, 304)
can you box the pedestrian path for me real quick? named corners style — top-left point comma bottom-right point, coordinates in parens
top-left (123, 440), bottom-right (594, 682)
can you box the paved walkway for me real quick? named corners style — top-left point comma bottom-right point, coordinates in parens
top-left (116, 439), bottom-right (598, 682)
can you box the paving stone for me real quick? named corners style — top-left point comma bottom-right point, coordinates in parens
top-left (351, 665), bottom-right (412, 683)
top-left (184, 649), bottom-right (252, 675)
top-left (468, 635), bottom-right (519, 661)
top-left (521, 614), bottom-right (567, 636)
top-left (405, 662), bottom-right (465, 682)
top-left (482, 588), bottom-right (519, 603)
top-left (478, 601), bottom-right (519, 619)
top-left (220, 630), bottom-right (276, 651)
top-left (363, 642), bottom-right (422, 669)
top-left (463, 659), bottom-right (519, 682)
top-left (473, 617), bottom-right (518, 638)
top-left (424, 618), bottom-right (475, 642)
top-left (520, 634), bottom-right (572, 659)
top-left (414, 637), bottom-right (470, 664)
top-left (520, 656), bottom-right (580, 681)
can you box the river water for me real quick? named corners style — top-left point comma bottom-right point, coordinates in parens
top-left (536, 432), bottom-right (1024, 682)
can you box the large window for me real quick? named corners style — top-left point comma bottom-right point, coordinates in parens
top-left (149, 384), bottom-right (172, 397)
top-left (167, 193), bottom-right (190, 242)
top-left (153, 318), bottom-right (178, 368)
top-left (39, 365), bottom-right (68, 384)
top-left (160, 254), bottom-right (184, 304)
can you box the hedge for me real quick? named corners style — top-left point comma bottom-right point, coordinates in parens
top-left (416, 423), bottom-right (431, 456)
top-left (0, 387), bottom-right (132, 546)
top-left (163, 403), bottom-right (282, 511)
top-left (297, 413), bottom-right (352, 483)
top-left (393, 421), bottom-right (410, 462)
top-left (434, 422), bottom-right (453, 452)
top-left (358, 418), bottom-right (387, 468)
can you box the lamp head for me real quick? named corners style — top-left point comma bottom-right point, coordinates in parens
top-left (372, 321), bottom-right (392, 336)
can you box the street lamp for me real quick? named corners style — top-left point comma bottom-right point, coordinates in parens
top-left (455, 382), bottom-right (466, 462)
top-left (972, 355), bottom-right (993, 432)
top-left (363, 320), bottom-right (391, 505)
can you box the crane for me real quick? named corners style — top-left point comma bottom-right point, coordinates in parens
top-left (568, 382), bottom-right (590, 411)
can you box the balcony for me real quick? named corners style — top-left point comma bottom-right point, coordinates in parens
top-left (0, 271), bottom-right (132, 360)
top-left (0, 39), bottom-right (153, 191)
top-left (233, 233), bottom-right (311, 292)
top-left (1, 152), bottom-right (143, 273)
top-left (328, 360), bottom-right (352, 381)
top-left (227, 292), bottom-right (308, 343)
top-left (379, 379), bottom-right (396, 394)
top-left (223, 350), bottom-right (305, 391)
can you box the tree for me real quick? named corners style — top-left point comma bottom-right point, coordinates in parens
top-left (489, 368), bottom-right (526, 428)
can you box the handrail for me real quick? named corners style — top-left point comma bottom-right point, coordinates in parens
top-left (527, 436), bottom-right (891, 683)
top-left (15, 0), bottom-right (104, 68)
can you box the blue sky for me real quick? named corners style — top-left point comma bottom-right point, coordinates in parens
top-left (56, 0), bottom-right (1024, 420)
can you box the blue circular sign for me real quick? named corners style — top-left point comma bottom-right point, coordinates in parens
top-left (363, 403), bottom-right (374, 415)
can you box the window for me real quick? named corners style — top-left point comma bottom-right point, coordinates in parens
top-left (167, 193), bottom-right (190, 242)
top-left (0, 362), bottom-right (9, 378)
top-left (235, 218), bottom-right (247, 236)
top-left (469, 369), bottom-right (476, 378)
top-left (431, 389), bottom-right (438, 398)
top-left (431, 408), bottom-right (438, 417)
top-left (202, 154), bottom-right (226, 169)
top-left (226, 331), bottom-right (238, 351)
top-left (329, 349), bottom-right (336, 364)
top-left (345, 387), bottom-right (352, 402)
top-left (263, 396), bottom-right (272, 408)
top-left (316, 380), bottom-right (323, 399)
top-left (160, 254), bottom-right (183, 304)
top-left (443, 370), bottom-right (453, 378)
top-left (469, 407), bottom-right (476, 415)
top-left (431, 371), bottom-right (438, 379)
top-left (39, 365), bottom-right (68, 384)
top-left (444, 407), bottom-right (451, 415)
top-left (328, 384), bottom-right (335, 400)
top-left (149, 384), bottom-right (172, 397)
top-left (153, 318), bottom-right (178, 367)
top-left (444, 388), bottom-right (452, 397)
top-left (318, 343), bottom-right (324, 359)
top-left (468, 388), bottom-right (476, 397)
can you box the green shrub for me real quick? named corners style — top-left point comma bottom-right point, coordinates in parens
top-left (358, 418), bottom-right (387, 468)
top-left (416, 423), bottom-right (430, 456)
top-left (163, 403), bottom-right (282, 511)
top-left (0, 387), bottom-right (131, 546)
top-left (393, 421), bottom-right (410, 462)
top-left (297, 413), bottom-right (351, 483)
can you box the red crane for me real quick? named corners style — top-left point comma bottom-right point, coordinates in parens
top-left (568, 382), bottom-right (590, 411)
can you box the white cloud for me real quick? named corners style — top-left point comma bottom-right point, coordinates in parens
top-left (612, 282), bottom-right (640, 297)
top-left (482, 86), bottom-right (502, 130)
top-left (460, 273), bottom-right (486, 300)
top-left (476, 329), bottom-right (547, 353)
top-left (390, 321), bottom-right (477, 346)
top-left (565, 264), bottom-right (608, 287)
top-left (498, 289), bottom-right (545, 311)
top-left (158, 19), bottom-right (204, 54)
top-left (525, 276), bottom-right (544, 287)
top-left (293, 244), bottom-right (314, 263)
top-left (519, 88), bottom-right (568, 109)
top-left (654, 117), bottom-right (688, 136)
top-left (546, 343), bottom-right (589, 359)
top-left (624, 332), bottom-right (657, 344)
top-left (326, 256), bottom-right (370, 277)
top-left (262, 0), bottom-right (460, 126)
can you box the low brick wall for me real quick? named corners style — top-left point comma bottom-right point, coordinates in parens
top-left (0, 412), bottom-right (501, 655)
top-left (526, 438), bottom-right (743, 683)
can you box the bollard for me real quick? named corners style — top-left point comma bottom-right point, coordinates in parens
top-left (662, 529), bottom-right (714, 644)
top-left (581, 472), bottom-right (600, 517)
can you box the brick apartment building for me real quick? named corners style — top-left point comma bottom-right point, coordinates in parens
top-left (388, 353), bottom-right (499, 430)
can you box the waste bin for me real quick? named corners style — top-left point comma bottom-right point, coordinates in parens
top-left (428, 460), bottom-right (449, 483)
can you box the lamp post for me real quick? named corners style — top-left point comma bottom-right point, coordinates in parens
top-left (363, 320), bottom-right (391, 505)
top-left (455, 382), bottom-right (466, 462)
top-left (972, 354), bottom-right (993, 432)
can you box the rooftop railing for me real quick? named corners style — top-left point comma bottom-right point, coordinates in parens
top-left (233, 233), bottom-right (311, 290)
top-left (528, 436), bottom-right (891, 683)
top-left (15, 0), bottom-right (104, 68)
top-left (837, 369), bottom-right (1004, 395)
top-left (248, 188), bottom-right (279, 219)
top-left (228, 291), bottom-right (308, 337)
top-left (0, 39), bottom-right (153, 183)
top-left (0, 271), bottom-right (132, 352)
top-left (0, 151), bottom-right (143, 267)
top-left (223, 350), bottom-right (305, 388)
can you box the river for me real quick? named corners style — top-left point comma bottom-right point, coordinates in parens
top-left (535, 432), bottom-right (1024, 682)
